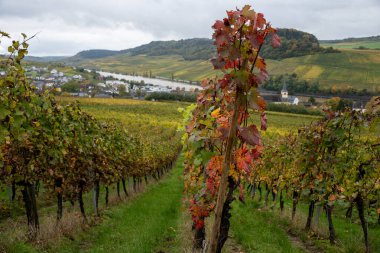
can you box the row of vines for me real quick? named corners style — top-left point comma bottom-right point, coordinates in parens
top-left (0, 32), bottom-right (182, 238)
top-left (252, 105), bottom-right (380, 252)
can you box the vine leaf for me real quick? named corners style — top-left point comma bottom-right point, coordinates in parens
top-left (271, 33), bottom-right (281, 48)
top-left (238, 125), bottom-right (261, 146)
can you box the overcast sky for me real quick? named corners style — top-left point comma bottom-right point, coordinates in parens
top-left (1, 0), bottom-right (379, 56)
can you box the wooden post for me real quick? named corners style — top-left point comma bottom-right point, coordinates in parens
top-left (208, 90), bottom-right (241, 253)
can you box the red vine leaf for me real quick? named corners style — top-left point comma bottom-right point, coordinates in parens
top-left (238, 125), bottom-right (261, 146)
top-left (255, 57), bottom-right (266, 71)
top-left (212, 20), bottom-right (225, 30)
top-left (271, 33), bottom-right (281, 48)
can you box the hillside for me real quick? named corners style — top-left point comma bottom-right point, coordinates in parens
top-left (70, 49), bottom-right (120, 59)
top-left (267, 49), bottom-right (380, 91)
top-left (64, 28), bottom-right (326, 62)
top-left (121, 38), bottom-right (214, 60)
top-left (261, 28), bottom-right (336, 59)
top-left (65, 38), bottom-right (214, 62)
top-left (320, 35), bottom-right (380, 49)
top-left (25, 31), bottom-right (380, 92)
top-left (24, 55), bottom-right (67, 62)
top-left (76, 54), bottom-right (216, 81)
top-left (74, 48), bottom-right (380, 92)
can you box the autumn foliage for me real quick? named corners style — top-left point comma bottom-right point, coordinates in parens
top-left (182, 5), bottom-right (280, 252)
top-left (0, 31), bottom-right (181, 237)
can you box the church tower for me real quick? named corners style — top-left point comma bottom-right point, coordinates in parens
top-left (281, 80), bottom-right (288, 99)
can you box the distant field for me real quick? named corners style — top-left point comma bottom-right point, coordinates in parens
top-left (75, 49), bottom-right (380, 92)
top-left (57, 98), bottom-right (318, 135)
top-left (267, 49), bottom-right (380, 91)
top-left (321, 41), bottom-right (380, 49)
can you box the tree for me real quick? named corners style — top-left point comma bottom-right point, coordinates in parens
top-left (308, 96), bottom-right (316, 105)
top-left (118, 84), bottom-right (127, 97)
top-left (61, 80), bottom-right (81, 93)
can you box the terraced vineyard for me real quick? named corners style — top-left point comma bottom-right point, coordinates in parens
top-left (73, 48), bottom-right (380, 92)
top-left (74, 54), bottom-right (216, 82)
top-left (320, 38), bottom-right (380, 50)
top-left (267, 49), bottom-right (380, 91)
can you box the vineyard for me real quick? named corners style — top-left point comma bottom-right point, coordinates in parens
top-left (1, 4), bottom-right (380, 253)
top-left (180, 5), bottom-right (380, 253)
top-left (0, 31), bottom-right (184, 251)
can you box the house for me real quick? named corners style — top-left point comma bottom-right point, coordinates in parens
top-left (352, 100), bottom-right (366, 113)
top-left (60, 76), bottom-right (69, 83)
top-left (31, 81), bottom-right (44, 90)
top-left (72, 74), bottom-right (83, 80)
top-left (146, 86), bottom-right (171, 93)
top-left (106, 80), bottom-right (126, 85)
top-left (69, 92), bottom-right (89, 97)
top-left (50, 69), bottom-right (58, 74)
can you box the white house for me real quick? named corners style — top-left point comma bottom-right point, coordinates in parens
top-left (106, 80), bottom-right (126, 85)
top-left (50, 69), bottom-right (58, 74)
top-left (73, 74), bottom-right (83, 80)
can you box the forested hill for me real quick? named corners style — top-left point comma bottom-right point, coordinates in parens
top-left (121, 38), bottom-right (214, 60)
top-left (66, 28), bottom-right (332, 62)
top-left (261, 28), bottom-right (337, 59)
top-left (73, 49), bottom-right (120, 59)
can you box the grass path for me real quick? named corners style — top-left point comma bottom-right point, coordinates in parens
top-left (230, 197), bottom-right (380, 253)
top-left (230, 200), bottom-right (306, 253)
top-left (50, 156), bottom-right (184, 253)
top-left (52, 157), bottom-right (313, 253)
top-left (7, 154), bottom-right (370, 253)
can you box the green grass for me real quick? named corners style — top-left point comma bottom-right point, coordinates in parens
top-left (295, 201), bottom-right (380, 253)
top-left (321, 41), bottom-right (380, 50)
top-left (231, 200), bottom-right (306, 253)
top-left (46, 156), bottom-right (183, 253)
top-left (232, 197), bottom-right (380, 253)
top-left (251, 111), bottom-right (319, 135)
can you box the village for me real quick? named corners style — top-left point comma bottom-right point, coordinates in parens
top-left (0, 65), bottom-right (194, 99)
top-left (0, 64), bottom-right (368, 112)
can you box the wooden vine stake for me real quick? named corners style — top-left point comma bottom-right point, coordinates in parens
top-left (208, 88), bottom-right (242, 253)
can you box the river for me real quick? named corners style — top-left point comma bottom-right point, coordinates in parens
top-left (96, 71), bottom-right (201, 91)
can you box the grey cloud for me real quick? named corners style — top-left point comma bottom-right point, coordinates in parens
top-left (0, 0), bottom-right (379, 55)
